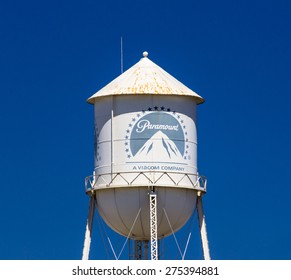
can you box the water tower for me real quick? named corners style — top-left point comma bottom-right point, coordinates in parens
top-left (82, 52), bottom-right (210, 260)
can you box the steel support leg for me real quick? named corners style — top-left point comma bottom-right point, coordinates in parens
top-left (82, 195), bottom-right (95, 260)
top-left (197, 195), bottom-right (211, 260)
top-left (134, 240), bottom-right (143, 260)
top-left (150, 192), bottom-right (158, 260)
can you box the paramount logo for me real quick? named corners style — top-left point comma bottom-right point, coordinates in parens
top-left (136, 119), bottom-right (179, 133)
top-left (125, 111), bottom-right (189, 161)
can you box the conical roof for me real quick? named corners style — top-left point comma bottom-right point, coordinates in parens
top-left (87, 52), bottom-right (204, 104)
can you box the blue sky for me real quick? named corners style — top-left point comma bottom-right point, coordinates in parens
top-left (0, 0), bottom-right (290, 260)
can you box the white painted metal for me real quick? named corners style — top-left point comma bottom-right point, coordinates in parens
top-left (92, 95), bottom-right (199, 182)
top-left (163, 208), bottom-right (183, 258)
top-left (197, 195), bottom-right (211, 260)
top-left (94, 186), bottom-right (197, 240)
top-left (90, 87), bottom-right (203, 240)
top-left (116, 208), bottom-right (141, 260)
top-left (87, 52), bottom-right (204, 104)
top-left (82, 196), bottom-right (95, 260)
top-left (86, 172), bottom-right (207, 192)
top-left (84, 52), bottom-right (210, 260)
top-left (182, 233), bottom-right (192, 260)
top-left (149, 192), bottom-right (158, 260)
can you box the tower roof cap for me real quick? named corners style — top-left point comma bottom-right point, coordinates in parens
top-left (87, 52), bottom-right (204, 104)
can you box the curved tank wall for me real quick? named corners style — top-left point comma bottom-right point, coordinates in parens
top-left (94, 94), bottom-right (198, 186)
top-left (96, 186), bottom-right (197, 240)
top-left (92, 94), bottom-right (200, 239)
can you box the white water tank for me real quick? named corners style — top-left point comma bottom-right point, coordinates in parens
top-left (87, 52), bottom-right (204, 240)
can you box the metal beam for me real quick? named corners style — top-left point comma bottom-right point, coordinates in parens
top-left (197, 194), bottom-right (211, 260)
top-left (82, 195), bottom-right (96, 260)
top-left (149, 192), bottom-right (158, 260)
top-left (134, 240), bottom-right (143, 260)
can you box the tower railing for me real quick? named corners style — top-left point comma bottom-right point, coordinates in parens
top-left (85, 171), bottom-right (207, 193)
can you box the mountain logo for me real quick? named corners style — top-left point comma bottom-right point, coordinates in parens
top-left (134, 130), bottom-right (183, 161)
top-left (125, 108), bottom-right (190, 161)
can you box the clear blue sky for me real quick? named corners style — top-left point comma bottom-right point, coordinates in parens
top-left (0, 0), bottom-right (290, 260)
